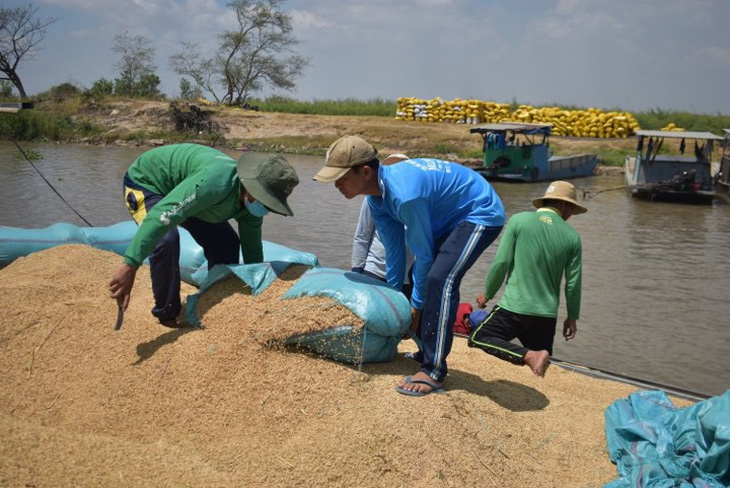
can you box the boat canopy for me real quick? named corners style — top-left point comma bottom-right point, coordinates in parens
top-left (470, 122), bottom-right (552, 135)
top-left (634, 130), bottom-right (723, 141)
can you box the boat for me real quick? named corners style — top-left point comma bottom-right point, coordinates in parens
top-left (469, 122), bottom-right (598, 182)
top-left (713, 129), bottom-right (730, 203)
top-left (624, 130), bottom-right (723, 204)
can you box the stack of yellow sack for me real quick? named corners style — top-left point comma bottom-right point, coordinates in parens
top-left (395, 97), bottom-right (641, 138)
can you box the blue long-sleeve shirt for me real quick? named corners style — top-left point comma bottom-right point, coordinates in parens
top-left (368, 158), bottom-right (505, 309)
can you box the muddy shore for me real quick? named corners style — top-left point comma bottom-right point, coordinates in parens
top-left (76, 99), bottom-right (629, 175)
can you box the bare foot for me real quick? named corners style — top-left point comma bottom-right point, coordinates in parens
top-left (396, 371), bottom-right (444, 395)
top-left (523, 350), bottom-right (550, 377)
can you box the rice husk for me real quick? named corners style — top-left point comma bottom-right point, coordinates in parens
top-left (0, 244), bottom-right (693, 488)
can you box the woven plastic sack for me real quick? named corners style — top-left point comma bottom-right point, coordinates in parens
top-left (0, 221), bottom-right (319, 288)
top-left (282, 267), bottom-right (411, 363)
top-left (604, 389), bottom-right (730, 488)
top-left (0, 221), bottom-right (136, 266)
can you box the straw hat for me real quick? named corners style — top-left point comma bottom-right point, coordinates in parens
top-left (532, 181), bottom-right (587, 214)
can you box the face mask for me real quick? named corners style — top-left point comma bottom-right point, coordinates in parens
top-left (245, 198), bottom-right (270, 218)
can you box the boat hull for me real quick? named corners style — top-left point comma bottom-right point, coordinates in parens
top-left (624, 155), bottom-right (716, 205)
top-left (627, 186), bottom-right (716, 204)
top-left (479, 154), bottom-right (598, 182)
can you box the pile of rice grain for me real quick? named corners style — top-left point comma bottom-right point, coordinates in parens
top-left (196, 264), bottom-right (364, 346)
top-left (0, 244), bottom-right (694, 488)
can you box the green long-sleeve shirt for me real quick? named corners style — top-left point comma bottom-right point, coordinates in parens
top-left (123, 144), bottom-right (263, 268)
top-left (484, 208), bottom-right (582, 319)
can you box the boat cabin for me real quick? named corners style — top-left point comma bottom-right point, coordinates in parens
top-left (470, 122), bottom-right (597, 182)
top-left (624, 130), bottom-right (723, 204)
top-left (714, 129), bottom-right (730, 202)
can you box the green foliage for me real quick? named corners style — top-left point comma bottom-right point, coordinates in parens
top-left (111, 31), bottom-right (162, 98)
top-left (256, 97), bottom-right (395, 116)
top-left (431, 142), bottom-right (455, 154)
top-left (49, 83), bottom-right (82, 101)
top-left (597, 148), bottom-right (635, 167)
top-left (0, 80), bottom-right (15, 98)
top-left (0, 110), bottom-right (57, 140)
top-left (15, 148), bottom-right (43, 161)
top-left (87, 78), bottom-right (114, 97)
top-left (0, 104), bottom-right (104, 141)
top-left (634, 109), bottom-right (730, 133)
top-left (114, 73), bottom-right (162, 98)
top-left (179, 78), bottom-right (194, 100)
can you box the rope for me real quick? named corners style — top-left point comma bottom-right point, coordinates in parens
top-left (11, 139), bottom-right (94, 227)
top-left (582, 185), bottom-right (627, 199)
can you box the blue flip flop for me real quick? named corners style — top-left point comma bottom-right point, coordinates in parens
top-left (395, 377), bottom-right (445, 397)
top-left (403, 351), bottom-right (421, 362)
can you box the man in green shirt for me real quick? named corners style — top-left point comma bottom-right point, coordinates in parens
top-left (468, 181), bottom-right (586, 377)
top-left (109, 143), bottom-right (299, 327)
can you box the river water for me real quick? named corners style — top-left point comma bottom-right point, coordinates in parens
top-left (1, 141), bottom-right (728, 397)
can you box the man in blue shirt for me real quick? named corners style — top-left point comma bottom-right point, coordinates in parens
top-left (314, 136), bottom-right (505, 396)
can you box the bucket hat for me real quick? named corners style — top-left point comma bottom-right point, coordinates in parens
top-left (237, 153), bottom-right (299, 216)
top-left (313, 135), bottom-right (378, 183)
top-left (532, 180), bottom-right (587, 214)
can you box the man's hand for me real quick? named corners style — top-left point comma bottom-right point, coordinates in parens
top-left (476, 293), bottom-right (488, 309)
top-left (109, 263), bottom-right (137, 311)
top-left (563, 318), bottom-right (577, 341)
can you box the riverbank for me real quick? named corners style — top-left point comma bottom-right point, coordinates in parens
top-left (64, 99), bottom-right (632, 172)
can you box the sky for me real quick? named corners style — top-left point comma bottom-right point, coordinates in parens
top-left (6, 0), bottom-right (730, 114)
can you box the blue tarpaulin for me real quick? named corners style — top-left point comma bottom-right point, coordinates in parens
top-left (604, 389), bottom-right (730, 488)
top-left (0, 221), bottom-right (319, 287)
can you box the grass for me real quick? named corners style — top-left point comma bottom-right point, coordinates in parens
top-left (594, 147), bottom-right (635, 167)
top-left (252, 96), bottom-right (396, 117)
top-left (634, 109), bottom-right (730, 133)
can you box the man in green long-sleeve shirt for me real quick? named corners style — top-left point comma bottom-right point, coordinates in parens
top-left (109, 143), bottom-right (299, 327)
top-left (468, 181), bottom-right (586, 377)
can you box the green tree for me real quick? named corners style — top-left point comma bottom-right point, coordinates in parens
top-left (0, 4), bottom-right (60, 99)
top-left (112, 31), bottom-right (159, 97)
top-left (179, 78), bottom-right (194, 100)
top-left (88, 78), bottom-right (114, 97)
top-left (170, 0), bottom-right (308, 106)
top-left (138, 73), bottom-right (161, 98)
top-left (0, 79), bottom-right (14, 98)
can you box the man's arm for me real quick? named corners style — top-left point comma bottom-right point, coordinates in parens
top-left (123, 173), bottom-right (224, 268)
top-left (564, 238), bottom-right (582, 321)
top-left (238, 213), bottom-right (264, 264)
top-left (481, 219), bottom-right (515, 303)
top-left (398, 200), bottom-right (436, 310)
top-left (370, 199), bottom-right (407, 291)
top-left (352, 199), bottom-right (375, 271)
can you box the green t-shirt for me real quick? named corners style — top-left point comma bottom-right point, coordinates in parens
top-left (124, 143), bottom-right (263, 268)
top-left (484, 208), bottom-right (582, 319)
